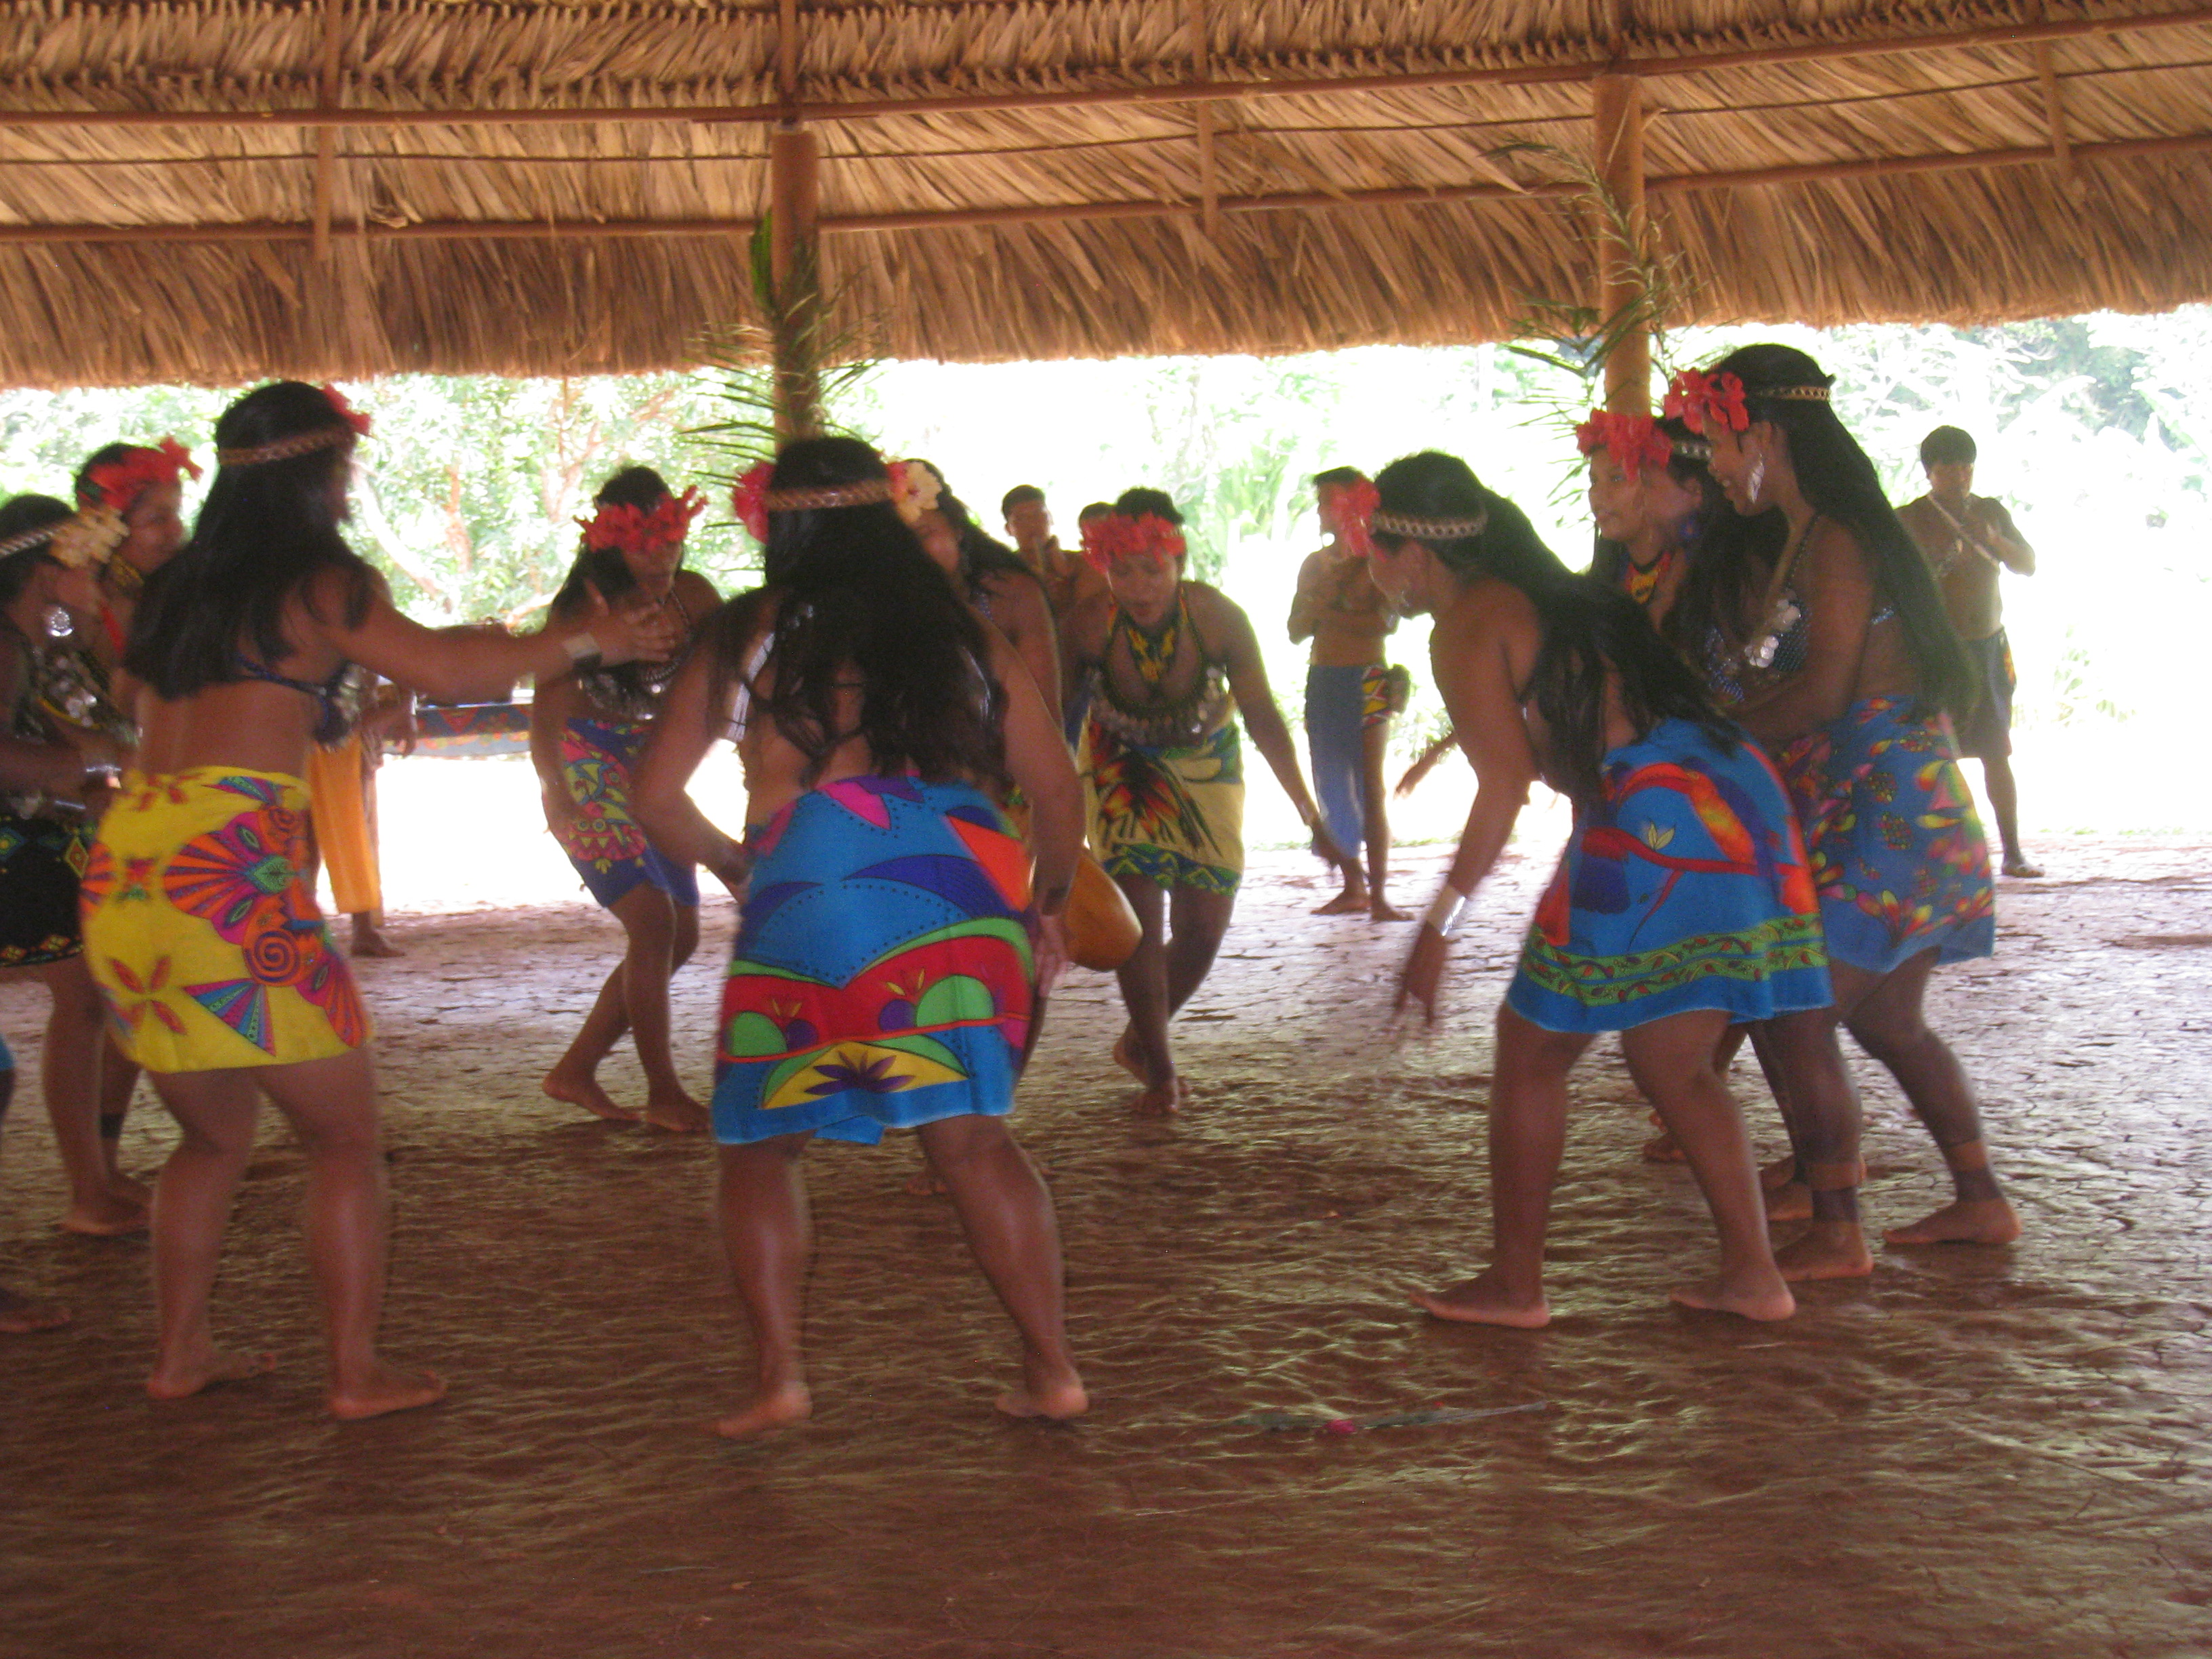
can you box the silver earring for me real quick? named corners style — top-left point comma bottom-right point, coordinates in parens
top-left (42, 604), bottom-right (72, 638)
top-left (1747, 453), bottom-right (1767, 505)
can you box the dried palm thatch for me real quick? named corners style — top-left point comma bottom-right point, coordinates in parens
top-left (1, 1), bottom-right (2209, 386)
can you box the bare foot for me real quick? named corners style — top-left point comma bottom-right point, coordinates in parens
top-left (638, 1087), bottom-right (710, 1135)
top-left (712, 1380), bottom-right (812, 1438)
top-left (1369, 901), bottom-right (1412, 922)
top-left (328, 1362), bottom-right (447, 1421)
top-left (1412, 1272), bottom-right (1550, 1329)
top-left (0, 1286), bottom-right (71, 1333)
top-left (996, 1357), bottom-right (1088, 1422)
top-left (1670, 1271), bottom-right (1796, 1321)
top-left (1313, 890), bottom-right (1368, 916)
top-left (107, 1172), bottom-right (154, 1210)
top-left (1642, 1128), bottom-right (1687, 1164)
top-left (1775, 1221), bottom-right (1874, 1281)
top-left (2001, 859), bottom-right (2045, 879)
top-left (1130, 1080), bottom-right (1181, 1117)
top-left (542, 1066), bottom-right (639, 1124)
top-left (62, 1192), bottom-right (150, 1236)
top-left (1764, 1179), bottom-right (1812, 1222)
top-left (903, 1166), bottom-right (951, 1197)
top-left (349, 930), bottom-right (403, 959)
top-left (1111, 1028), bottom-right (1147, 1084)
top-left (147, 1347), bottom-right (275, 1401)
top-left (1883, 1196), bottom-right (2022, 1246)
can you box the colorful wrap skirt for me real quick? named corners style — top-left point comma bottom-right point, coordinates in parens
top-left (80, 769), bottom-right (371, 1073)
top-left (555, 718), bottom-right (700, 910)
top-left (712, 777), bottom-right (1036, 1146)
top-left (1080, 720), bottom-right (1245, 895)
top-left (1507, 718), bottom-right (1832, 1034)
top-left (0, 813), bottom-right (91, 968)
top-left (1778, 695), bottom-right (1996, 975)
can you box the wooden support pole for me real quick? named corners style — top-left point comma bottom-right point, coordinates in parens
top-left (1189, 0), bottom-right (1220, 238)
top-left (1592, 73), bottom-right (1649, 414)
top-left (2034, 41), bottom-right (2074, 178)
top-left (310, 0), bottom-right (342, 264)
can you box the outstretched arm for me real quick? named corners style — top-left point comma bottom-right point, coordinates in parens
top-left (630, 642), bottom-right (753, 899)
top-left (1208, 589), bottom-right (1345, 865)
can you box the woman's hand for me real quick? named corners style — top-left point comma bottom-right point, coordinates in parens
top-left (569, 584), bottom-right (686, 669)
top-left (1395, 924), bottom-right (1450, 1023)
top-left (1309, 820), bottom-right (1353, 871)
top-left (708, 838), bottom-right (754, 904)
top-left (1033, 912), bottom-right (1070, 998)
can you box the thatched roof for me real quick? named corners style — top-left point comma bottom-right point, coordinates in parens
top-left (3, 1), bottom-right (2210, 386)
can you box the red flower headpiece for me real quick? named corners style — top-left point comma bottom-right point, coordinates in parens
top-left (579, 487), bottom-right (706, 558)
top-left (1080, 512), bottom-right (1187, 572)
top-left (1661, 369), bottom-right (1749, 438)
top-left (77, 436), bottom-right (201, 512)
top-left (730, 462), bottom-right (775, 544)
top-left (320, 383), bottom-right (373, 437)
top-left (1334, 476), bottom-right (1381, 559)
top-left (1574, 411), bottom-right (1676, 480)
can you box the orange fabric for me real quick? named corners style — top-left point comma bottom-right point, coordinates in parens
top-left (304, 737), bottom-right (381, 917)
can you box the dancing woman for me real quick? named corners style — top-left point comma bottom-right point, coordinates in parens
top-left (0, 495), bottom-right (145, 1237)
top-left (1061, 489), bottom-right (1343, 1113)
top-left (1673, 346), bottom-right (2020, 1253)
top-left (1372, 453), bottom-right (1822, 1325)
top-left (81, 382), bottom-right (677, 1417)
top-left (631, 437), bottom-right (1086, 1435)
top-left (532, 467), bottom-right (718, 1132)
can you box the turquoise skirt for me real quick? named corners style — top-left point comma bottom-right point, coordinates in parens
top-left (1507, 719), bottom-right (1832, 1033)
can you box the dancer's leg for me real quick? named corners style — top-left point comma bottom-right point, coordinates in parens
top-left (39, 957), bottom-right (144, 1235)
top-left (96, 1033), bottom-right (148, 1207)
top-left (1414, 1005), bottom-right (1589, 1327)
top-left (255, 1050), bottom-right (445, 1419)
top-left (1980, 756), bottom-right (2039, 876)
top-left (916, 1114), bottom-right (1086, 1420)
top-left (1307, 668), bottom-right (1367, 914)
top-left (1839, 952), bottom-right (2021, 1245)
top-left (1756, 1006), bottom-right (1872, 1280)
top-left (1621, 1011), bottom-right (1795, 1319)
top-left (612, 886), bottom-right (703, 1132)
top-left (1359, 716), bottom-right (1407, 920)
top-left (541, 959), bottom-right (636, 1122)
top-left (143, 1069), bottom-right (274, 1399)
top-left (1111, 876), bottom-right (1179, 1113)
top-left (712, 1132), bottom-right (815, 1436)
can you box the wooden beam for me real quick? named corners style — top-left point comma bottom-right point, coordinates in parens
top-left (4, 127), bottom-right (2209, 249)
top-left (1189, 0), bottom-right (1220, 238)
top-left (1, 7), bottom-right (2208, 132)
top-left (310, 0), bottom-right (343, 264)
top-left (1592, 73), bottom-right (1648, 414)
top-left (2035, 42), bottom-right (2076, 176)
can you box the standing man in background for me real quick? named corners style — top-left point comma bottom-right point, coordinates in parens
top-left (1898, 426), bottom-right (2043, 878)
top-left (1289, 467), bottom-right (1408, 920)
top-left (1003, 485), bottom-right (1105, 623)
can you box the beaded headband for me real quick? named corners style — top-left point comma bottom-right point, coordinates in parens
top-left (1757, 384), bottom-right (1832, 402)
top-left (215, 424), bottom-right (358, 469)
top-left (1369, 508), bottom-right (1490, 542)
top-left (0, 521), bottom-right (60, 560)
top-left (768, 479), bottom-right (894, 512)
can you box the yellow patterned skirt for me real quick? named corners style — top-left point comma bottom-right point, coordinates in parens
top-left (80, 769), bottom-right (371, 1074)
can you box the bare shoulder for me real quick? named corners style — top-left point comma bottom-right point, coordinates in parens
top-left (1293, 550), bottom-right (1330, 590)
top-left (675, 569), bottom-right (722, 611)
top-left (1807, 515), bottom-right (1874, 577)
top-left (1183, 580), bottom-right (1249, 633)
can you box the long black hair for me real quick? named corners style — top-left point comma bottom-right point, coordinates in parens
top-left (553, 466), bottom-right (687, 714)
top-left (1371, 451), bottom-right (1731, 805)
top-left (1708, 343), bottom-right (1972, 716)
top-left (126, 382), bottom-right (373, 698)
top-left (0, 495), bottom-right (71, 612)
top-left (910, 457), bottom-right (1036, 604)
top-left (711, 438), bottom-right (1006, 787)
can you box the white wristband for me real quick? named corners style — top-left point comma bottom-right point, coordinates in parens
top-left (562, 630), bottom-right (602, 668)
top-left (1423, 884), bottom-right (1470, 938)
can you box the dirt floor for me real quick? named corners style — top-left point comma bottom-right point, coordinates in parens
top-left (3, 839), bottom-right (2210, 1659)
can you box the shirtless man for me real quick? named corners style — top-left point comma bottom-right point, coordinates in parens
top-left (1004, 484), bottom-right (1107, 623)
top-left (1064, 489), bottom-right (1344, 1112)
top-left (1896, 426), bottom-right (2042, 878)
top-left (1288, 468), bottom-right (1407, 920)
